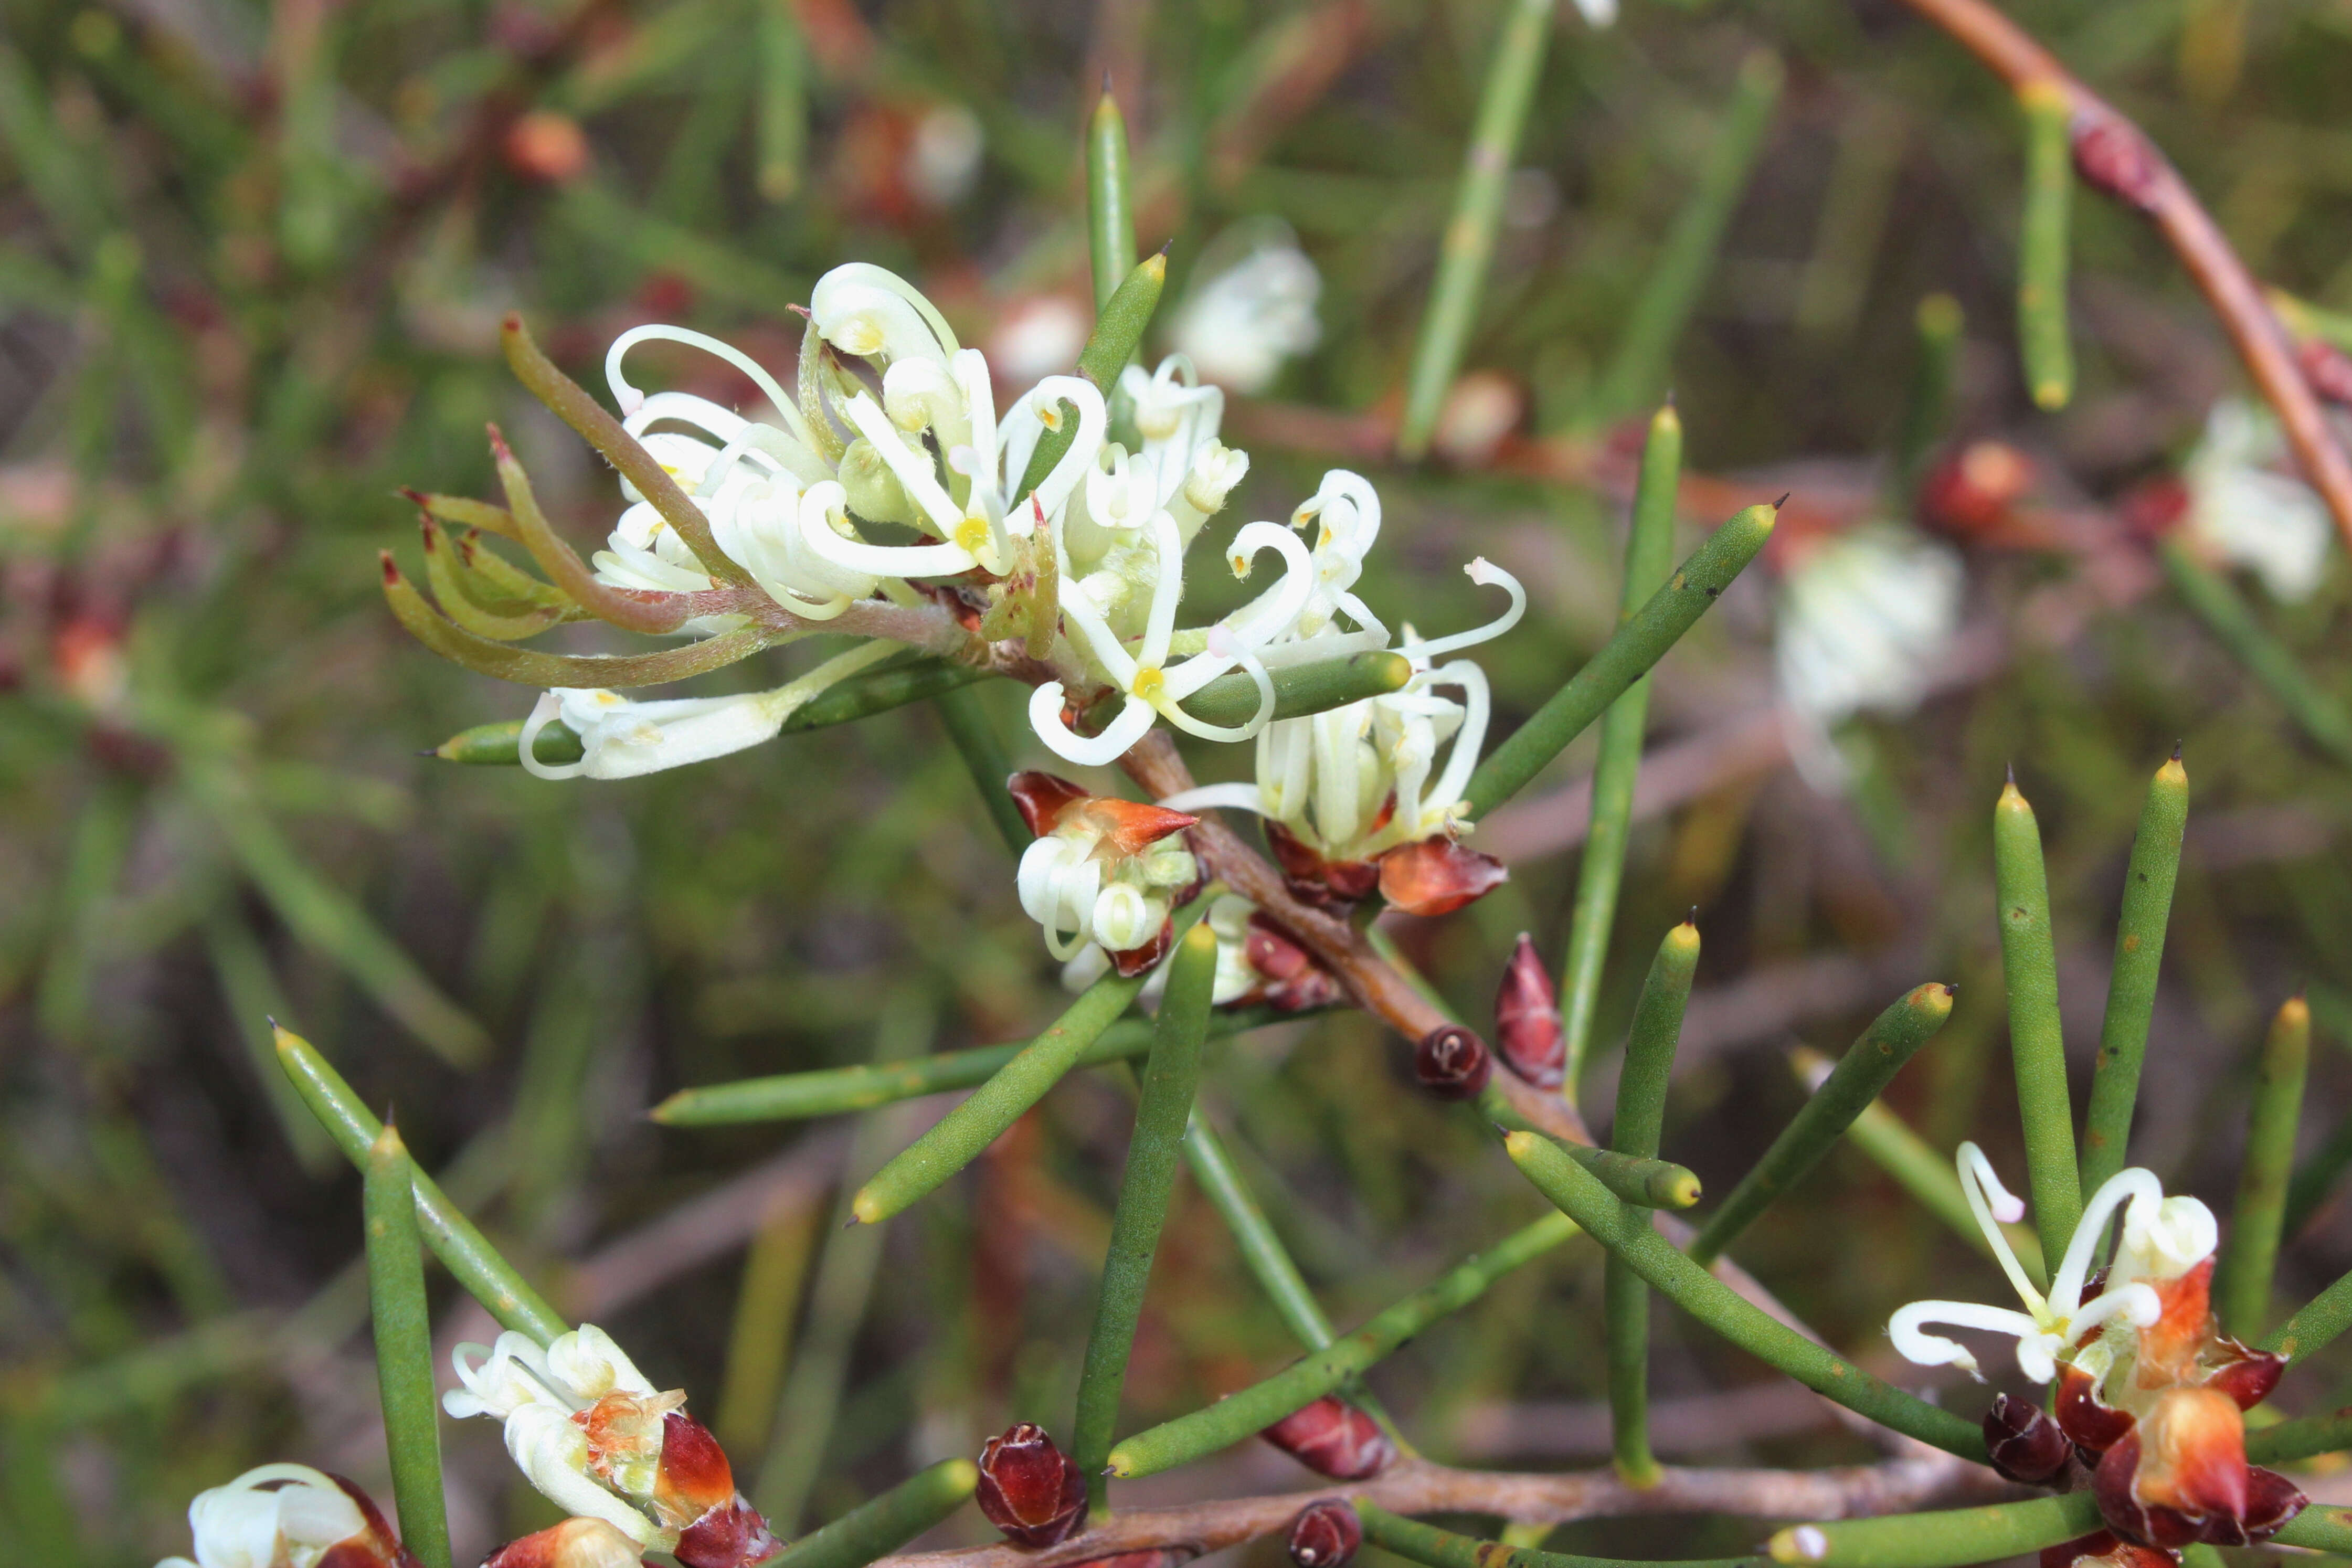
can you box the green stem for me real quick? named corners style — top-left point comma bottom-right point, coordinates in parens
top-left (2274, 1509), bottom-right (2352, 1554)
top-left (1560, 406), bottom-right (1682, 1098)
top-left (850, 901), bottom-right (1206, 1225)
top-left (1182, 650), bottom-right (1412, 730)
top-left (363, 1126), bottom-right (453, 1568)
top-left (1607, 919), bottom-right (1700, 1486)
top-left (1396, 0), bottom-right (1556, 459)
top-left (1182, 1109), bottom-right (1336, 1349)
top-left (1466, 501), bottom-right (1778, 819)
top-left (2285, 1100), bottom-right (2352, 1235)
top-left (2217, 995), bottom-right (2309, 1338)
top-left (1819, 1059), bottom-right (2044, 1284)
top-left (1689, 983), bottom-right (1955, 1267)
top-left (1994, 774), bottom-right (2081, 1264)
top-left (931, 683), bottom-right (1029, 855)
top-left (764, 1460), bottom-right (979, 1568)
top-left (2080, 751), bottom-right (2189, 1193)
top-left (2246, 1408), bottom-right (2352, 1465)
top-left (1088, 87), bottom-right (1135, 315)
top-left (1761, 1492), bottom-right (2097, 1567)
top-left (1891, 294), bottom-right (1963, 511)
top-left (1104, 1212), bottom-right (1578, 1478)
top-left (1588, 51), bottom-right (1782, 423)
top-left (1075, 924), bottom-right (1218, 1509)
top-left (2015, 82), bottom-right (2074, 411)
top-left (2160, 535), bottom-right (2352, 766)
top-left (653, 1004), bottom-right (1322, 1125)
top-left (1356, 1501), bottom-right (1758, 1568)
top-left (276, 1025), bottom-right (568, 1342)
top-left (1503, 1131), bottom-right (1982, 1459)
top-left (431, 657), bottom-right (991, 767)
top-left (752, 0), bottom-right (804, 202)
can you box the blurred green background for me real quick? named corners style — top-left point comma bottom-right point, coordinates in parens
top-left (7, 0), bottom-right (2352, 1562)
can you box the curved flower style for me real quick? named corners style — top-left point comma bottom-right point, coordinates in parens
top-left (1887, 1143), bottom-right (2187, 1384)
top-left (442, 1325), bottom-right (776, 1568)
top-left (156, 1463), bottom-right (415, 1568)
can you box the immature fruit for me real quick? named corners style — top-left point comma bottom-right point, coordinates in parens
top-left (976, 1423), bottom-right (1089, 1548)
top-left (1415, 1025), bottom-right (1491, 1100)
top-left (1984, 1391), bottom-right (2071, 1485)
top-left (1286, 1501), bottom-right (1362, 1568)
top-left (1259, 1396), bottom-right (1394, 1480)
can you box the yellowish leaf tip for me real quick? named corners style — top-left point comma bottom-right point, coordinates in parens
top-left (2279, 994), bottom-right (2311, 1029)
top-left (944, 1458), bottom-right (980, 1492)
top-left (1142, 251), bottom-right (1168, 282)
top-left (1502, 1130), bottom-right (1537, 1159)
top-left (1768, 1523), bottom-right (1828, 1563)
top-left (1181, 922), bottom-right (1220, 957)
top-left (849, 1191), bottom-right (883, 1226)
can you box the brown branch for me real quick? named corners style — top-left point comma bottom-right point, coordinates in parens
top-left (875, 1453), bottom-right (2007, 1568)
top-left (1888, 0), bottom-right (2352, 549)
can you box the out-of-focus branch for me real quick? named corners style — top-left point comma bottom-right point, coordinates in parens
top-left (1885, 0), bottom-right (2352, 549)
top-left (873, 1452), bottom-right (2004, 1568)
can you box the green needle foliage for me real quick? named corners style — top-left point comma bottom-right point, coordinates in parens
top-left (1358, 1502), bottom-right (1762, 1568)
top-left (1074, 924), bottom-right (1217, 1507)
top-left (2080, 751), bottom-right (2189, 1193)
top-left (2015, 82), bottom-right (2075, 412)
top-left (2217, 994), bottom-right (2309, 1336)
top-left (362, 1127), bottom-right (453, 1568)
top-left (1087, 88), bottom-right (1136, 314)
top-left (765, 1460), bottom-right (979, 1568)
top-left (1764, 1493), bottom-right (2099, 1568)
top-left (1993, 774), bottom-right (2081, 1262)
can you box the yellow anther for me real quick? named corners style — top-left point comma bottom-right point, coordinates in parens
top-left (1039, 406), bottom-right (1064, 432)
top-left (1131, 666), bottom-right (1166, 701)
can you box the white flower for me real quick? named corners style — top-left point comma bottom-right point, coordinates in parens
top-left (156, 1464), bottom-right (375, 1568)
top-left (2183, 398), bottom-right (2330, 603)
top-left (1775, 523), bottom-right (1965, 731)
top-left (1016, 806), bottom-right (1200, 962)
top-left (518, 641), bottom-right (899, 781)
top-left (1169, 229), bottom-right (1322, 394)
top-left (1887, 1143), bottom-right (2215, 1385)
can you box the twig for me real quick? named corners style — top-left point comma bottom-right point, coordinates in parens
top-left (872, 1453), bottom-right (2005, 1568)
top-left (1885, 0), bottom-right (2352, 547)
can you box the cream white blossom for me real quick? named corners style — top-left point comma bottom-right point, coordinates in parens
top-left (1888, 1143), bottom-right (2215, 1385)
top-left (2183, 397), bottom-right (2330, 603)
top-left (155, 1464), bottom-right (377, 1568)
top-left (1169, 228), bottom-right (1321, 393)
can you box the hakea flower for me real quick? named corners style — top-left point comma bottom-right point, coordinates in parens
top-left (442, 1326), bottom-right (776, 1568)
top-left (1010, 771), bottom-right (1201, 973)
top-left (156, 1464), bottom-right (417, 1568)
top-left (2177, 398), bottom-right (2331, 604)
top-left (1168, 226), bottom-right (1322, 395)
top-left (1887, 1146), bottom-right (2303, 1549)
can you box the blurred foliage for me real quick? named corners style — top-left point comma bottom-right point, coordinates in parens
top-left (5, 0), bottom-right (2352, 1562)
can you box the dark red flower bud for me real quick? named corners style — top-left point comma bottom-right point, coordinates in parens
top-left (2072, 114), bottom-right (2164, 211)
top-left (673, 1496), bottom-right (780, 1568)
top-left (1919, 440), bottom-right (2036, 538)
top-left (1493, 933), bottom-right (1565, 1088)
top-left (2206, 1342), bottom-right (2286, 1411)
top-left (2300, 337), bottom-right (2352, 408)
top-left (2056, 1362), bottom-right (2137, 1458)
top-left (1414, 1025), bottom-right (1491, 1100)
top-left (2239, 1465), bottom-right (2309, 1541)
top-left (2093, 1385), bottom-right (2300, 1548)
top-left (976, 1423), bottom-right (1089, 1548)
top-left (1259, 1396), bottom-right (1394, 1480)
top-left (1244, 916), bottom-right (1343, 1013)
top-left (650, 1410), bottom-right (737, 1525)
top-left (1985, 1391), bottom-right (2073, 1485)
top-left (1287, 1501), bottom-right (1362, 1568)
top-left (1376, 838), bottom-right (1507, 918)
top-left (1265, 821), bottom-right (1381, 910)
top-left (479, 1519), bottom-right (644, 1568)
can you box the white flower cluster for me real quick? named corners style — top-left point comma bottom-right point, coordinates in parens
top-left (156, 1464), bottom-right (386, 1568)
top-left (2182, 398), bottom-right (2330, 604)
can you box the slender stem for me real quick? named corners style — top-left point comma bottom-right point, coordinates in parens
top-left (1762, 1492), bottom-right (2096, 1567)
top-left (2159, 536), bottom-right (2352, 766)
top-left (1396, 0), bottom-right (1556, 459)
top-left (715, 1198), bottom-right (821, 1457)
top-left (1891, 295), bottom-right (1963, 510)
top-left (653, 1005), bottom-right (1323, 1125)
top-left (2014, 82), bottom-right (2074, 411)
top-left (932, 684), bottom-right (1030, 855)
top-left (850, 904), bottom-right (1207, 1225)
top-left (768, 1460), bottom-right (980, 1568)
top-left (1689, 984), bottom-right (1955, 1267)
top-left (363, 1125), bottom-right (453, 1568)
top-left (2217, 995), bottom-right (2311, 1337)
top-left (1993, 775), bottom-right (2081, 1264)
top-left (1818, 1058), bottom-right (2045, 1284)
top-left (1607, 920), bottom-right (1700, 1486)
top-left (1357, 1500), bottom-right (1758, 1568)
top-left (1560, 408), bottom-right (1682, 1099)
top-left (1465, 502), bottom-right (1777, 819)
top-left (1088, 87), bottom-right (1135, 315)
top-left (1182, 650), bottom-right (1412, 730)
top-left (1503, 1132), bottom-right (1983, 1459)
top-left (753, 0), bottom-right (804, 202)
top-left (2274, 1510), bottom-right (2352, 1554)
top-left (2260, 1259), bottom-right (2352, 1363)
top-left (2079, 752), bottom-right (2189, 1193)
top-left (276, 1025), bottom-right (568, 1343)
top-left (1075, 925), bottom-right (1218, 1510)
top-left (1104, 1213), bottom-right (1580, 1479)
top-left (1182, 1109), bottom-right (1336, 1349)
top-left (1588, 51), bottom-right (1783, 423)
top-left (2285, 1099), bottom-right (2352, 1236)
top-left (2247, 1408), bottom-right (2352, 1465)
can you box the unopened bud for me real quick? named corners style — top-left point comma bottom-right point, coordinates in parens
top-left (1287, 1501), bottom-right (1361, 1568)
top-left (1415, 1025), bottom-right (1491, 1101)
top-left (2071, 114), bottom-right (2163, 212)
top-left (1377, 838), bottom-right (1507, 918)
top-left (1183, 443), bottom-right (1250, 516)
top-left (2298, 337), bottom-right (2352, 408)
top-left (839, 438), bottom-right (920, 526)
top-left (1494, 933), bottom-right (1565, 1089)
top-left (485, 1517), bottom-right (646, 1568)
top-left (1259, 1396), bottom-right (1394, 1480)
top-left (975, 1423), bottom-right (1088, 1548)
top-left (1983, 1392), bottom-right (2071, 1485)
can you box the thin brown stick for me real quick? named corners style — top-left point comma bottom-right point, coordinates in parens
top-left (875, 1452), bottom-right (2006, 1568)
top-left (1887, 0), bottom-right (2352, 548)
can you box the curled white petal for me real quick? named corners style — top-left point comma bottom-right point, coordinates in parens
top-left (2052, 1167), bottom-right (2167, 1315)
top-left (1408, 558), bottom-right (1528, 660)
top-left (605, 324), bottom-right (819, 454)
top-left (1029, 684), bottom-right (1157, 768)
top-left (1887, 1299), bottom-right (2043, 1381)
top-left (1956, 1141), bottom-right (2047, 1317)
